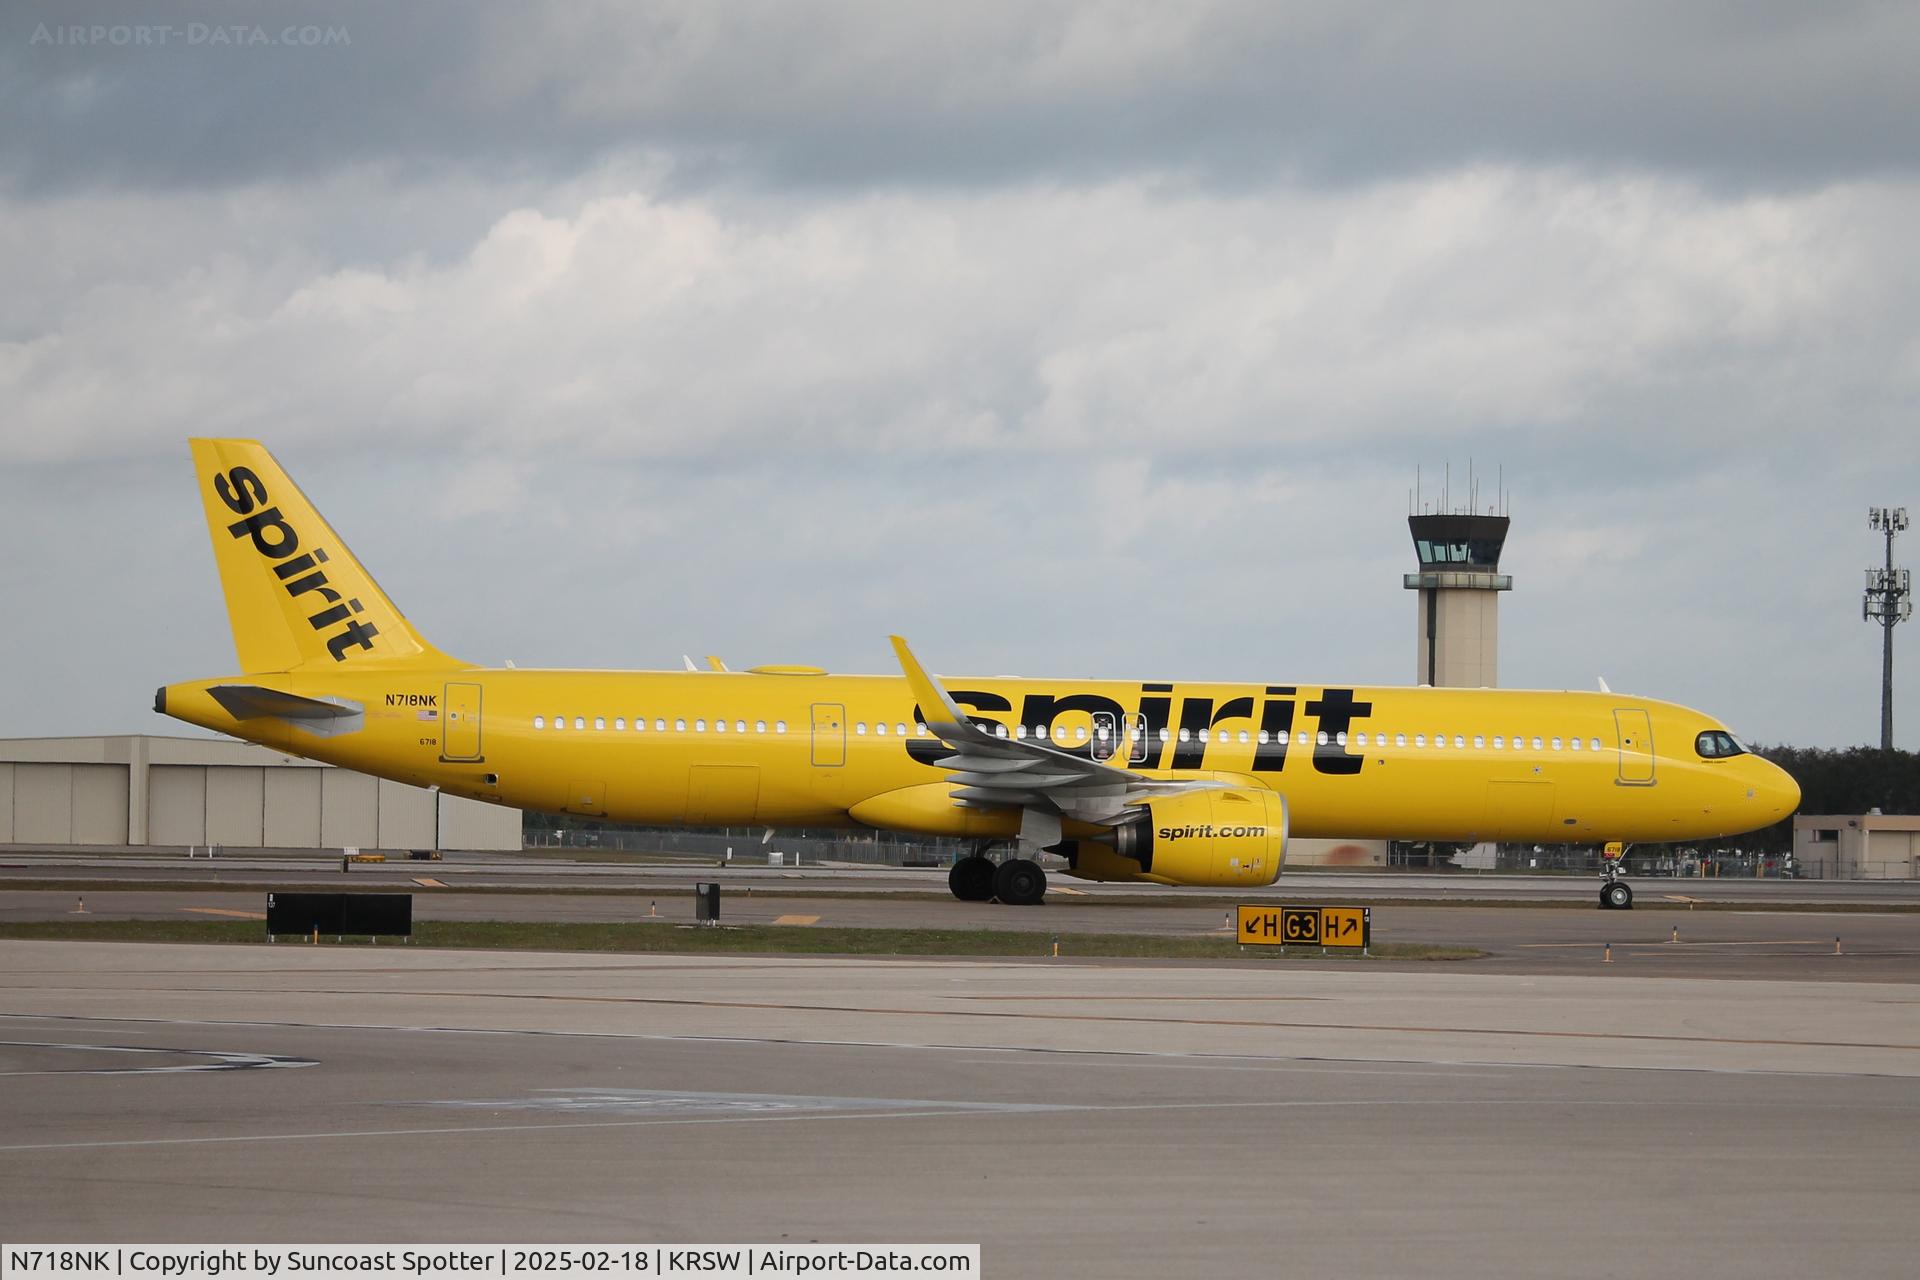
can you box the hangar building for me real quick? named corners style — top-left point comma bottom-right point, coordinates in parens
top-left (0, 735), bottom-right (521, 852)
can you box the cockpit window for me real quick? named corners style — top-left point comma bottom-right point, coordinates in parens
top-left (1695, 730), bottom-right (1747, 759)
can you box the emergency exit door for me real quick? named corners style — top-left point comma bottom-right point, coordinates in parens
top-left (811, 703), bottom-right (846, 767)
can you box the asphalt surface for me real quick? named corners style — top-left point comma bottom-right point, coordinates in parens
top-left (7, 847), bottom-right (1916, 905)
top-left (6, 888), bottom-right (1920, 980)
top-left (2, 941), bottom-right (1917, 1278)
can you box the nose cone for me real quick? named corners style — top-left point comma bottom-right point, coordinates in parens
top-left (1757, 758), bottom-right (1801, 818)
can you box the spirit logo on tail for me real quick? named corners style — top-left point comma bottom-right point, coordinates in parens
top-left (213, 466), bottom-right (380, 660)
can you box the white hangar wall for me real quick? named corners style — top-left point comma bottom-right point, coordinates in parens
top-left (0, 736), bottom-right (521, 852)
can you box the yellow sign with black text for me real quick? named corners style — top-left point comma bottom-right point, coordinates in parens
top-left (1237, 905), bottom-right (1371, 950)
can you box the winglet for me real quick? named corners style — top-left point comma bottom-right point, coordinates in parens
top-left (890, 636), bottom-right (974, 734)
top-left (1598, 676), bottom-right (1612, 694)
top-left (706, 655), bottom-right (730, 672)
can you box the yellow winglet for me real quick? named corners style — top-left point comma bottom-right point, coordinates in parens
top-left (889, 635), bottom-right (972, 732)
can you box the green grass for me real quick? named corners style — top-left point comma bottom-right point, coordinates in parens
top-left (0, 918), bottom-right (1481, 961)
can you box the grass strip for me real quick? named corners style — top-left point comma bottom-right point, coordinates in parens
top-left (0, 918), bottom-right (1481, 961)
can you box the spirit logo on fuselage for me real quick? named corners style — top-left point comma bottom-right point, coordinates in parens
top-left (905, 684), bottom-right (1373, 776)
top-left (213, 466), bottom-right (380, 661)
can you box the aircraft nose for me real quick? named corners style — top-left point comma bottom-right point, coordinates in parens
top-left (1757, 759), bottom-right (1800, 817)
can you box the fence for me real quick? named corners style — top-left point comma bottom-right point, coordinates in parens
top-left (522, 823), bottom-right (968, 867)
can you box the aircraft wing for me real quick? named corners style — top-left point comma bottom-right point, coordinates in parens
top-left (890, 636), bottom-right (1218, 825)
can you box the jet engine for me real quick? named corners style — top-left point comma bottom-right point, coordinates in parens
top-left (1064, 786), bottom-right (1286, 887)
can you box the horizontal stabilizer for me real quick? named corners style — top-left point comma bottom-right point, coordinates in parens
top-left (208, 685), bottom-right (359, 722)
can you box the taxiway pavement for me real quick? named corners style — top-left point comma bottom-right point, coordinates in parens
top-left (2, 940), bottom-right (1917, 1278)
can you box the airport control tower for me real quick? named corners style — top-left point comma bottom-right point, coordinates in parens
top-left (1406, 476), bottom-right (1510, 688)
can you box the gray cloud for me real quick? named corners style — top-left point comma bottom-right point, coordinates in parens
top-left (6, 2), bottom-right (1920, 196)
top-left (1, 3), bottom-right (1917, 752)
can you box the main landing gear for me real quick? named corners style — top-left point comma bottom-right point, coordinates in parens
top-left (948, 848), bottom-right (1047, 906)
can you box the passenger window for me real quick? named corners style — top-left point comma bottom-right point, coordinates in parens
top-left (996, 724), bottom-right (1008, 738)
top-left (1590, 738), bottom-right (1601, 751)
top-left (594, 717), bottom-right (606, 731)
top-left (1160, 728), bottom-right (1171, 742)
top-left (756, 720), bottom-right (767, 733)
top-left (1473, 735), bottom-right (1485, 749)
top-left (1076, 727), bottom-right (1087, 741)
top-left (916, 723), bottom-right (928, 736)
top-left (655, 718), bottom-right (666, 732)
top-left (1239, 730), bottom-right (1250, 744)
top-left (896, 723), bottom-right (907, 737)
top-left (775, 720), bottom-right (787, 733)
top-left (533, 716), bottom-right (545, 730)
top-left (1297, 732), bottom-right (1309, 746)
top-left (1395, 733), bottom-right (1407, 748)
top-left (1415, 734), bottom-right (1426, 747)
top-left (715, 719), bottom-right (726, 733)
top-left (1336, 731), bottom-right (1348, 747)
top-left (695, 719), bottom-right (707, 732)
top-left (1179, 728), bottom-right (1192, 743)
top-left (736, 720), bottom-right (746, 733)
top-left (1493, 736), bottom-right (1504, 749)
top-left (1570, 736), bottom-right (1582, 750)
top-left (675, 718), bottom-right (687, 732)
top-left (855, 723), bottom-right (866, 735)
top-left (1531, 736), bottom-right (1543, 751)
top-left (552, 715), bottom-right (564, 731)
top-left (1016, 725), bottom-right (1028, 740)
top-left (1258, 730), bottom-right (1270, 744)
top-left (1551, 737), bottom-right (1563, 750)
top-left (1198, 729), bottom-right (1210, 743)
top-left (614, 718), bottom-right (625, 731)
top-left (875, 722), bottom-right (888, 736)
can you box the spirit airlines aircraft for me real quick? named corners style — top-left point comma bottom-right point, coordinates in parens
top-left (158, 441), bottom-right (1799, 910)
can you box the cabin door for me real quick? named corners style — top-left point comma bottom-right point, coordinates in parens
top-left (1613, 708), bottom-right (1655, 785)
top-left (442, 682), bottom-right (483, 761)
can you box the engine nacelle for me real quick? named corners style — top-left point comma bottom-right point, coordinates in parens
top-left (1066, 786), bottom-right (1287, 887)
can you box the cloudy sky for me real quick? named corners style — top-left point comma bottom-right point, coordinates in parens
top-left (3, 2), bottom-right (1917, 748)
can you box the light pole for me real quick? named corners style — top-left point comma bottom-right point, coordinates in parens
top-left (1864, 507), bottom-right (1912, 750)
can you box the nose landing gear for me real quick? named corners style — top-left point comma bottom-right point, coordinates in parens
top-left (1599, 869), bottom-right (1634, 910)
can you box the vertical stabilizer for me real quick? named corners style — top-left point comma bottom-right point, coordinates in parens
top-left (188, 439), bottom-right (460, 673)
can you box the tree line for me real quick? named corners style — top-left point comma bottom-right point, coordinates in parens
top-left (1744, 745), bottom-right (1920, 855)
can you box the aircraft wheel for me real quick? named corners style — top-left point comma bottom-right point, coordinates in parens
top-left (948, 855), bottom-right (996, 902)
top-left (1602, 881), bottom-right (1633, 910)
top-left (994, 858), bottom-right (1047, 906)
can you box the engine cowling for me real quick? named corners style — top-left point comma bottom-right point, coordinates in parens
top-left (1067, 786), bottom-right (1287, 887)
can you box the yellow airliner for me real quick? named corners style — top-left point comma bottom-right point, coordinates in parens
top-left (158, 440), bottom-right (1798, 910)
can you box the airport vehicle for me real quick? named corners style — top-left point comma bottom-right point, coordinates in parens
top-left (157, 440), bottom-right (1800, 908)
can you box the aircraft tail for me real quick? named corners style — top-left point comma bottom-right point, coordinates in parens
top-left (188, 439), bottom-right (461, 673)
